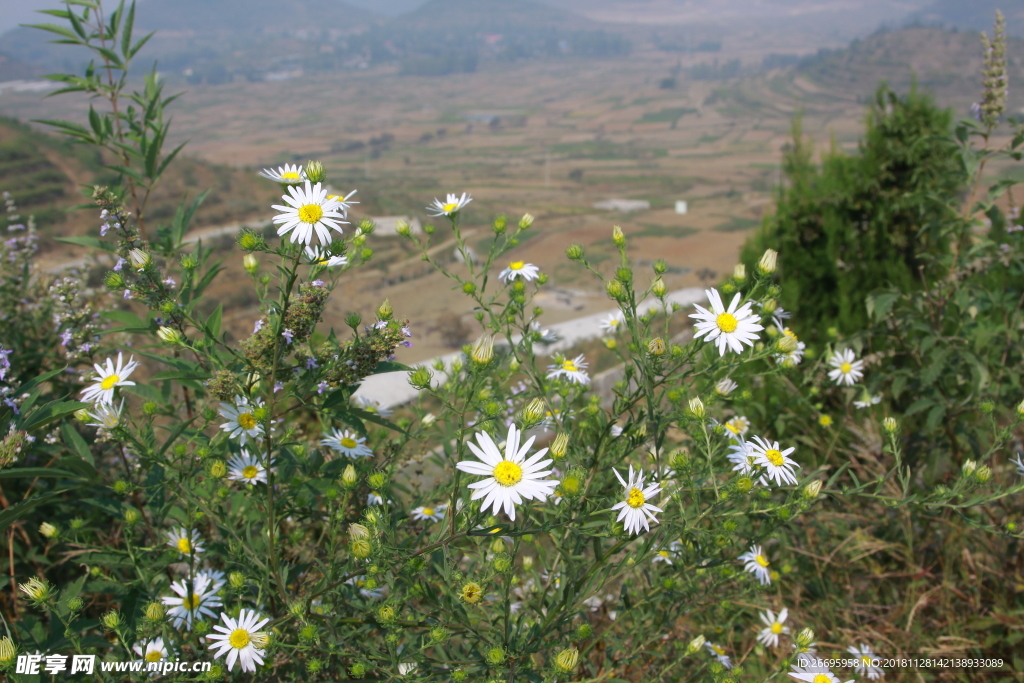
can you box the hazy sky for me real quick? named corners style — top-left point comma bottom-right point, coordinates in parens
top-left (0, 0), bottom-right (56, 37)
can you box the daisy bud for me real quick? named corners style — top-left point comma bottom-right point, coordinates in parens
top-left (519, 213), bottom-right (534, 229)
top-left (452, 669), bottom-right (468, 682)
top-left (66, 596), bottom-right (84, 612)
top-left (228, 572), bottom-right (246, 589)
top-left (757, 248), bottom-right (778, 275)
top-left (145, 602), bottom-right (165, 621)
top-left (652, 277), bottom-right (667, 297)
top-left (305, 160), bottom-right (326, 183)
top-left (561, 471), bottom-right (583, 498)
top-left (341, 464), bottom-right (358, 488)
top-left (0, 636), bottom-right (16, 663)
top-left (38, 522), bottom-right (58, 539)
top-left (522, 398), bottom-right (546, 425)
top-left (460, 582), bottom-right (483, 604)
top-left (377, 299), bottom-right (393, 319)
top-left (364, 509), bottom-right (382, 526)
top-left (430, 625), bottom-right (450, 643)
top-left (19, 577), bottom-right (52, 602)
top-left (486, 647), bottom-right (506, 665)
top-left (550, 433), bottom-right (569, 458)
top-left (980, 400), bottom-right (995, 415)
top-left (647, 337), bottom-right (666, 356)
top-left (796, 628), bottom-right (815, 647)
top-left (733, 263), bottom-right (746, 280)
top-left (349, 523), bottom-right (370, 540)
top-left (882, 417), bottom-right (899, 434)
top-left (492, 553), bottom-right (513, 573)
top-left (243, 253), bottom-right (259, 274)
top-left (962, 460), bottom-right (978, 477)
top-left (128, 248), bottom-right (151, 270)
top-left (565, 243), bottom-right (584, 260)
top-left (555, 647), bottom-right (580, 673)
top-left (74, 408), bottom-right (91, 422)
top-left (157, 326), bottom-right (182, 345)
top-left (612, 225), bottom-right (626, 247)
top-left (367, 471), bottom-right (387, 490)
top-left (351, 538), bottom-right (372, 559)
top-left (975, 465), bottom-right (992, 483)
top-left (492, 215), bottom-right (507, 234)
top-left (1015, 398), bottom-right (1024, 419)
top-left (606, 279), bottom-right (625, 300)
top-left (104, 271), bottom-right (125, 289)
top-left (802, 480), bottom-right (822, 499)
top-left (395, 218), bottom-right (411, 236)
top-left (123, 508), bottom-right (140, 525)
top-left (688, 397), bottom-right (705, 419)
top-left (376, 604), bottom-right (397, 624)
top-left (686, 635), bottom-right (705, 654)
top-left (777, 330), bottom-right (798, 353)
top-left (471, 335), bottom-right (495, 365)
top-left (522, 556), bottom-right (534, 570)
top-left (100, 609), bottom-right (122, 630)
top-left (208, 460), bottom-right (227, 478)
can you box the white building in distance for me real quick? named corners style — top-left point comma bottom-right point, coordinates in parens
top-left (594, 199), bottom-right (650, 212)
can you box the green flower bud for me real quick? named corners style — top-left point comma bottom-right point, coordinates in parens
top-left (486, 647), bottom-right (505, 665)
top-left (377, 299), bottom-right (393, 319)
top-left (237, 231), bottom-right (263, 252)
top-left (66, 596), bottom-right (84, 612)
top-left (647, 337), bottom-right (666, 356)
top-left (565, 243), bottom-right (584, 260)
top-left (243, 253), bottom-right (259, 274)
top-left (38, 522), bottom-right (58, 539)
top-left (550, 433), bottom-right (569, 458)
top-left (803, 480), bottom-right (822, 499)
top-left (0, 636), bottom-right (16, 663)
top-left (555, 647), bottom-right (580, 673)
top-left (345, 312), bottom-right (362, 329)
top-left (351, 538), bottom-right (372, 559)
top-left (376, 604), bottom-right (397, 624)
top-left (492, 215), bottom-right (507, 234)
top-left (104, 271), bottom-right (126, 289)
top-left (145, 601), bottom-right (165, 621)
top-left (757, 248), bottom-right (777, 274)
top-left (612, 225), bottom-right (625, 246)
top-left (430, 625), bottom-right (449, 643)
top-left (367, 471), bottom-right (387, 490)
top-left (519, 213), bottom-right (534, 229)
top-left (123, 508), bottom-right (140, 525)
top-left (471, 335), bottom-right (495, 364)
top-left (686, 635), bottom-right (706, 654)
top-left (688, 397), bottom-right (705, 419)
top-left (341, 464), bottom-right (358, 488)
top-left (208, 460), bottom-right (227, 478)
top-left (305, 160), bottom-right (326, 183)
top-left (882, 417), bottom-right (899, 434)
top-left (100, 609), bottom-right (122, 630)
top-left (606, 279), bottom-right (625, 299)
top-left (143, 401), bottom-right (158, 415)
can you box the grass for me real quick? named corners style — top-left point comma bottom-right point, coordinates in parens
top-left (713, 216), bottom-right (761, 232)
top-left (637, 107), bottom-right (698, 124)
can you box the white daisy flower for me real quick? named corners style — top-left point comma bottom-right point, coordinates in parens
top-left (80, 353), bottom-right (139, 405)
top-left (690, 289), bottom-right (764, 356)
top-left (427, 192), bottom-right (472, 217)
top-left (530, 321), bottom-right (559, 344)
top-left (748, 435), bottom-right (800, 486)
top-left (398, 663), bottom-right (418, 676)
top-left (197, 569), bottom-right (226, 593)
top-left (1013, 453), bottom-right (1024, 477)
top-left (776, 341), bottom-right (807, 367)
top-left (272, 180), bottom-right (347, 248)
top-left (303, 245), bottom-right (348, 267)
top-left (610, 424), bottom-right (624, 437)
top-left (652, 540), bottom-right (681, 565)
top-left (610, 465), bottom-right (663, 535)
top-left (326, 188), bottom-right (358, 214)
top-left (133, 637), bottom-right (172, 667)
top-left (705, 642), bottom-right (732, 669)
top-left (600, 312), bottom-right (625, 333)
top-left (367, 491), bottom-right (388, 506)
top-left (725, 415), bottom-right (750, 438)
top-left (455, 424), bottom-right (558, 521)
top-left (410, 504), bottom-right (445, 522)
top-left (207, 608), bottom-right (270, 673)
top-left (162, 573), bottom-right (222, 629)
top-left (499, 260), bottom-right (541, 283)
top-left (828, 348), bottom-right (864, 386)
top-left (847, 644), bottom-right (884, 680)
top-left (546, 354), bottom-right (590, 384)
top-left (166, 527), bottom-right (204, 556)
top-left (771, 307), bottom-right (792, 330)
top-left (218, 396), bottom-right (264, 446)
top-left (320, 428), bottom-right (373, 458)
top-left (739, 544), bottom-right (772, 585)
top-left (258, 163), bottom-right (306, 184)
top-left (715, 378), bottom-right (738, 396)
top-left (227, 450), bottom-right (271, 485)
top-left (788, 657), bottom-right (854, 683)
top-left (756, 607), bottom-right (790, 648)
top-left (355, 396), bottom-right (393, 418)
top-left (853, 393), bottom-right (882, 409)
top-left (86, 399), bottom-right (124, 429)
top-left (726, 440), bottom-right (767, 486)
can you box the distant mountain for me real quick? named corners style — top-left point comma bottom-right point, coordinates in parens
top-left (343, 0), bottom-right (430, 15)
top-left (133, 0), bottom-right (380, 34)
top-left (389, 0), bottom-right (592, 31)
top-left (798, 26), bottom-right (1024, 108)
top-left (908, 0), bottom-right (1023, 37)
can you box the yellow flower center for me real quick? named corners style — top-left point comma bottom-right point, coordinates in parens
top-left (493, 461), bottom-right (523, 487)
top-left (442, 202), bottom-right (459, 213)
top-left (229, 628), bottom-right (251, 649)
top-left (658, 550), bottom-right (670, 558)
top-left (626, 487), bottom-right (645, 508)
top-left (299, 204), bottom-right (324, 224)
top-left (716, 312), bottom-right (738, 333)
top-left (509, 261), bottom-right (524, 270)
top-left (237, 412), bottom-right (257, 430)
top-left (840, 362), bottom-right (852, 374)
top-left (562, 360), bottom-right (578, 372)
top-left (819, 415), bottom-right (832, 427)
top-left (340, 437), bottom-right (358, 449)
top-left (813, 676), bottom-right (832, 683)
top-left (182, 593), bottom-right (200, 610)
top-left (770, 622), bottom-right (783, 634)
top-left (562, 477), bottom-right (580, 494)
top-left (176, 537), bottom-right (192, 554)
top-left (764, 449), bottom-right (784, 467)
top-left (145, 650), bottom-right (163, 663)
top-left (461, 583), bottom-right (482, 603)
top-left (242, 465), bottom-right (259, 479)
top-left (712, 644), bottom-right (725, 655)
top-left (100, 374), bottom-right (120, 390)
top-left (421, 507), bottom-right (435, 517)
top-left (755, 554), bottom-right (769, 567)
top-left (281, 172), bottom-right (301, 180)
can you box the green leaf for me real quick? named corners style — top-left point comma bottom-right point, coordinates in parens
top-left (149, 370), bottom-right (210, 382)
top-left (371, 360), bottom-right (413, 375)
top-left (23, 23), bottom-right (81, 42)
top-left (925, 404), bottom-right (947, 433)
top-left (0, 490), bottom-right (75, 535)
top-left (20, 400), bottom-right (91, 433)
top-left (904, 398), bottom-right (935, 418)
top-left (60, 423), bottom-right (94, 464)
top-left (121, 0), bottom-right (135, 57)
top-left (206, 303), bottom-right (223, 340)
top-left (0, 468), bottom-right (86, 481)
top-left (55, 235), bottom-right (115, 253)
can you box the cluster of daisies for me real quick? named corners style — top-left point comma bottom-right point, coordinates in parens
top-left (154, 528), bottom-right (270, 672)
